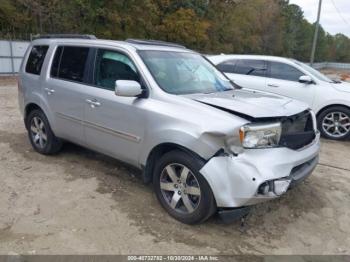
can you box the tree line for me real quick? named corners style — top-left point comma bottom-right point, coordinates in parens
top-left (1, 0), bottom-right (350, 62)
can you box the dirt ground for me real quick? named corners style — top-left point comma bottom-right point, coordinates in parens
top-left (0, 77), bottom-right (349, 255)
top-left (320, 69), bottom-right (350, 82)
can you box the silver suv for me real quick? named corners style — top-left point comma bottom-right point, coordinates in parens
top-left (18, 35), bottom-right (320, 224)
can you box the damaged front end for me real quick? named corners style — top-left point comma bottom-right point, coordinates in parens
top-left (199, 110), bottom-right (320, 212)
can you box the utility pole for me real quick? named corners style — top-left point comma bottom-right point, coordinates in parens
top-left (310, 0), bottom-right (323, 66)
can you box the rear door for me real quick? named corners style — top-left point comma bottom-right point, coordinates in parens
top-left (83, 47), bottom-right (147, 166)
top-left (265, 61), bottom-right (315, 106)
top-left (43, 45), bottom-right (90, 145)
top-left (219, 59), bottom-right (267, 91)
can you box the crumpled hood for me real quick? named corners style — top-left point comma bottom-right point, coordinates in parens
top-left (333, 81), bottom-right (350, 93)
top-left (184, 89), bottom-right (309, 119)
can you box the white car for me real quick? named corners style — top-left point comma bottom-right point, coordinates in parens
top-left (209, 55), bottom-right (350, 140)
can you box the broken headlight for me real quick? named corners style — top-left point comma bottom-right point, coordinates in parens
top-left (239, 122), bottom-right (282, 149)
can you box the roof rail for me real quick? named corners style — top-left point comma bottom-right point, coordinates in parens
top-left (126, 39), bottom-right (186, 49)
top-left (33, 34), bottom-right (97, 40)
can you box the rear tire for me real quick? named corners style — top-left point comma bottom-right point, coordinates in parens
top-left (26, 109), bottom-right (62, 154)
top-left (318, 106), bottom-right (350, 140)
top-left (153, 150), bottom-right (216, 224)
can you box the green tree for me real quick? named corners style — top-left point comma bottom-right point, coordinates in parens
top-left (1, 0), bottom-right (350, 62)
top-left (157, 8), bottom-right (209, 48)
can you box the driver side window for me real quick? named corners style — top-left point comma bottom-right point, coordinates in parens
top-left (93, 49), bottom-right (139, 90)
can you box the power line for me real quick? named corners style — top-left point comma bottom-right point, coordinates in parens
top-left (330, 0), bottom-right (350, 27)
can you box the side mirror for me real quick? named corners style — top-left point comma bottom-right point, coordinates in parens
top-left (115, 80), bottom-right (143, 97)
top-left (299, 75), bottom-right (314, 84)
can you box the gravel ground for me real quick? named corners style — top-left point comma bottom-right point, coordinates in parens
top-left (0, 78), bottom-right (349, 255)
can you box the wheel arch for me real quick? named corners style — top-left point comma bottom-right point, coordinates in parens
top-left (24, 103), bottom-right (44, 129)
top-left (142, 143), bottom-right (207, 184)
top-left (316, 104), bottom-right (350, 118)
top-left (23, 94), bottom-right (56, 132)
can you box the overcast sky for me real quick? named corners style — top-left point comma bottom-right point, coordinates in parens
top-left (289, 0), bottom-right (350, 37)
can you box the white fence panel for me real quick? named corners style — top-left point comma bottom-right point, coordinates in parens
top-left (13, 58), bottom-right (24, 72)
top-left (0, 58), bottom-right (12, 73)
top-left (0, 41), bottom-right (11, 56)
top-left (311, 62), bottom-right (350, 70)
top-left (0, 40), bottom-right (30, 74)
top-left (12, 42), bottom-right (29, 57)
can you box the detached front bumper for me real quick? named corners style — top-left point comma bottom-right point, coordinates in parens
top-left (200, 133), bottom-right (320, 208)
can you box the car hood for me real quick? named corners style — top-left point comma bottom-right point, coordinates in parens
top-left (183, 89), bottom-right (309, 119)
top-left (333, 81), bottom-right (350, 93)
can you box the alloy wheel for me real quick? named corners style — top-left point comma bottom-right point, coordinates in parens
top-left (30, 116), bottom-right (48, 149)
top-left (160, 163), bottom-right (201, 214)
top-left (322, 111), bottom-right (350, 138)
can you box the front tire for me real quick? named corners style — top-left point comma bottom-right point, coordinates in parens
top-left (153, 150), bottom-right (216, 224)
top-left (318, 106), bottom-right (350, 140)
top-left (26, 109), bottom-right (62, 154)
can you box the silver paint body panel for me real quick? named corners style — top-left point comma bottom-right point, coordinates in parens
top-left (19, 38), bottom-right (320, 208)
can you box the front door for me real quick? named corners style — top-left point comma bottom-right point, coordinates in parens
top-left (265, 61), bottom-right (315, 107)
top-left (83, 48), bottom-right (146, 166)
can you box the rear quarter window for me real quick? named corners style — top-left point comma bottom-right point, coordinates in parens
top-left (217, 59), bottom-right (237, 73)
top-left (25, 45), bottom-right (49, 75)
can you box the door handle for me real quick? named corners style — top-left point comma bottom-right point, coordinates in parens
top-left (44, 87), bottom-right (55, 94)
top-left (86, 99), bottom-right (101, 108)
top-left (267, 84), bottom-right (279, 88)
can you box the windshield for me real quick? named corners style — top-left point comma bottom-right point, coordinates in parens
top-left (292, 60), bottom-right (333, 83)
top-left (138, 50), bottom-right (234, 95)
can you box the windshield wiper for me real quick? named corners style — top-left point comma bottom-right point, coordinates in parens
top-left (230, 80), bottom-right (243, 89)
top-left (203, 88), bottom-right (233, 94)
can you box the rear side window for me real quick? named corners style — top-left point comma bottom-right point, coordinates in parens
top-left (217, 59), bottom-right (237, 73)
top-left (234, 59), bottom-right (267, 77)
top-left (51, 46), bottom-right (89, 83)
top-left (269, 61), bottom-right (304, 82)
top-left (25, 45), bottom-right (49, 75)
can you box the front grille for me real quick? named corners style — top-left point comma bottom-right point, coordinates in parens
top-left (279, 111), bottom-right (315, 150)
